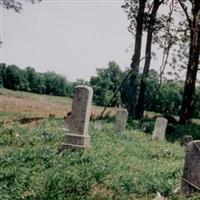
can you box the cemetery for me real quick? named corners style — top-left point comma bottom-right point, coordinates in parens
top-left (1, 0), bottom-right (200, 199)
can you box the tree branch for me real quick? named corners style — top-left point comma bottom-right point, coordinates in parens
top-left (145, 0), bottom-right (174, 106)
top-left (177, 0), bottom-right (192, 28)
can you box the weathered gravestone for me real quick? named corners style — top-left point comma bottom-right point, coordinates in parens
top-left (181, 140), bottom-right (200, 194)
top-left (115, 109), bottom-right (128, 133)
top-left (152, 117), bottom-right (168, 141)
top-left (59, 85), bottom-right (93, 151)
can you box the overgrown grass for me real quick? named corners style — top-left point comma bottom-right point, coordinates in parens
top-left (0, 88), bottom-right (72, 104)
top-left (1, 116), bottom-right (198, 200)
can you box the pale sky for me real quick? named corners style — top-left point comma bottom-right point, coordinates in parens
top-left (1, 0), bottom-right (135, 81)
top-left (1, 0), bottom-right (197, 82)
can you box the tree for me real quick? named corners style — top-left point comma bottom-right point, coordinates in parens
top-left (135, 0), bottom-right (164, 118)
top-left (0, 63), bottom-right (6, 87)
top-left (178, 0), bottom-right (200, 124)
top-left (0, 0), bottom-right (41, 45)
top-left (0, 0), bottom-right (41, 13)
top-left (90, 61), bottom-right (123, 106)
top-left (25, 67), bottom-right (46, 93)
top-left (25, 67), bottom-right (38, 92)
top-left (122, 0), bottom-right (148, 117)
top-left (35, 73), bottom-right (46, 94)
top-left (147, 80), bottom-right (183, 115)
top-left (194, 85), bottom-right (200, 118)
top-left (44, 72), bottom-right (67, 96)
top-left (4, 65), bottom-right (29, 91)
top-left (123, 0), bottom-right (200, 123)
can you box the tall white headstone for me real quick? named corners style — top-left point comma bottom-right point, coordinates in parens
top-left (60, 85), bottom-right (93, 151)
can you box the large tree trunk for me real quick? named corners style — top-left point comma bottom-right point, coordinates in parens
top-left (179, 3), bottom-right (200, 124)
top-left (127, 0), bottom-right (147, 117)
top-left (135, 0), bottom-right (161, 119)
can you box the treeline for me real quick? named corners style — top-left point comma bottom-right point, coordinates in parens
top-left (90, 61), bottom-right (200, 118)
top-left (0, 63), bottom-right (76, 97)
top-left (0, 62), bottom-right (199, 118)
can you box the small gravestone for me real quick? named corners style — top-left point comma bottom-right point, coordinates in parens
top-left (115, 109), bottom-right (128, 133)
top-left (59, 85), bottom-right (93, 151)
top-left (181, 140), bottom-right (200, 194)
top-left (152, 117), bottom-right (168, 141)
top-left (181, 135), bottom-right (193, 146)
top-left (94, 120), bottom-right (102, 130)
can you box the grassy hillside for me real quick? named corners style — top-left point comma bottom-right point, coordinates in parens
top-left (0, 88), bottom-right (116, 120)
top-left (0, 118), bottom-right (187, 200)
top-left (0, 89), bottom-right (200, 199)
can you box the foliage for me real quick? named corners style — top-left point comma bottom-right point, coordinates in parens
top-left (0, 63), bottom-right (74, 97)
top-left (25, 67), bottom-right (46, 94)
top-left (1, 63), bottom-right (199, 118)
top-left (146, 80), bottom-right (183, 116)
top-left (44, 72), bottom-right (67, 96)
top-left (0, 0), bottom-right (41, 13)
top-left (90, 61), bottom-right (124, 106)
top-left (4, 65), bottom-right (29, 91)
top-left (0, 63), bottom-right (6, 87)
top-left (0, 117), bottom-right (190, 200)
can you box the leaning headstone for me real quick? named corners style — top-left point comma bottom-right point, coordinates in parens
top-left (59, 85), bottom-right (93, 151)
top-left (181, 140), bottom-right (200, 194)
top-left (181, 135), bottom-right (193, 146)
top-left (94, 120), bottom-right (102, 130)
top-left (115, 109), bottom-right (128, 133)
top-left (152, 117), bottom-right (168, 141)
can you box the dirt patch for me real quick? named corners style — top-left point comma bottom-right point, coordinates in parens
top-left (19, 117), bottom-right (44, 124)
top-left (91, 183), bottom-right (114, 199)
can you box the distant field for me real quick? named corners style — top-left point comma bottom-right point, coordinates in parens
top-left (0, 88), bottom-right (117, 120)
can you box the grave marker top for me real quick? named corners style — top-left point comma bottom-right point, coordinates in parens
top-left (69, 85), bottom-right (93, 135)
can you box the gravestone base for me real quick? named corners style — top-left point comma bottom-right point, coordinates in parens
top-left (59, 132), bottom-right (90, 151)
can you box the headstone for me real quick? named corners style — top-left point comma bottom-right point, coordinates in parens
top-left (59, 85), bottom-right (93, 151)
top-left (152, 117), bottom-right (168, 141)
top-left (181, 140), bottom-right (200, 194)
top-left (94, 120), bottom-right (102, 130)
top-left (181, 135), bottom-right (193, 146)
top-left (115, 109), bottom-right (128, 133)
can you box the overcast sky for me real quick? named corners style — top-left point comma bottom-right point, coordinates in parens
top-left (1, 0), bottom-right (137, 81)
